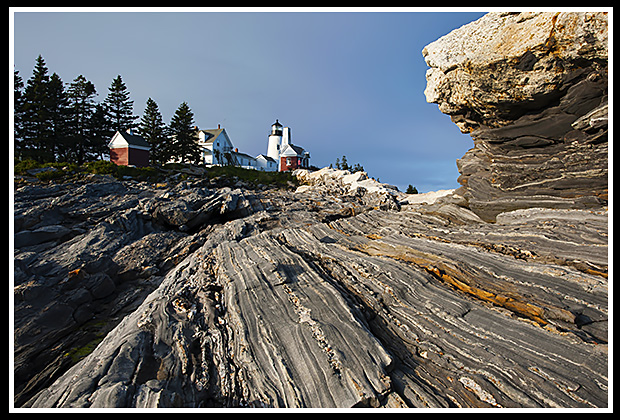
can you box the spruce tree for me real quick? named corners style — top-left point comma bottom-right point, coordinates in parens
top-left (46, 73), bottom-right (70, 162)
top-left (139, 98), bottom-right (168, 164)
top-left (66, 75), bottom-right (97, 164)
top-left (104, 75), bottom-right (138, 133)
top-left (22, 55), bottom-right (52, 161)
top-left (89, 103), bottom-right (114, 160)
top-left (14, 69), bottom-right (26, 159)
top-left (168, 102), bottom-right (201, 165)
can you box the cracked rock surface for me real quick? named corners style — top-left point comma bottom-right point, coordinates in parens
top-left (16, 169), bottom-right (607, 408)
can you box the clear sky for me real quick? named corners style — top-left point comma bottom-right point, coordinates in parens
top-left (11, 8), bottom-right (486, 192)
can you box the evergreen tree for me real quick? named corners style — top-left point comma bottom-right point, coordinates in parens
top-left (168, 102), bottom-right (201, 164)
top-left (104, 75), bottom-right (138, 133)
top-left (66, 75), bottom-right (97, 164)
top-left (14, 69), bottom-right (26, 159)
top-left (22, 55), bottom-right (52, 161)
top-left (352, 163), bottom-right (364, 172)
top-left (406, 184), bottom-right (418, 194)
top-left (89, 103), bottom-right (114, 160)
top-left (46, 73), bottom-right (70, 161)
top-left (139, 98), bottom-right (168, 164)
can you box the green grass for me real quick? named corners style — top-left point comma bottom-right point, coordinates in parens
top-left (14, 158), bottom-right (299, 188)
top-left (203, 165), bottom-right (298, 188)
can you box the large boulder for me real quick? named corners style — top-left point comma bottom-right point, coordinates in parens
top-left (423, 12), bottom-right (608, 221)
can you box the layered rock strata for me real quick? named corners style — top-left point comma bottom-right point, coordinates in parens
top-left (16, 168), bottom-right (607, 408)
top-left (423, 12), bottom-right (608, 221)
top-left (13, 176), bottom-right (261, 407)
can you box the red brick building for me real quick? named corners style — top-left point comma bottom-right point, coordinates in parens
top-left (279, 143), bottom-right (310, 172)
top-left (108, 129), bottom-right (150, 167)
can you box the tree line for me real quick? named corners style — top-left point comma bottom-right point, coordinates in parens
top-left (330, 155), bottom-right (365, 172)
top-left (14, 55), bottom-right (201, 165)
top-left (330, 155), bottom-right (418, 194)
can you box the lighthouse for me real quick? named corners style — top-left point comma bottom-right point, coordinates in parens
top-left (267, 119), bottom-right (282, 162)
top-left (264, 119), bottom-right (310, 172)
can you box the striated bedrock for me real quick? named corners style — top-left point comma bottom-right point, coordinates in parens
top-left (19, 169), bottom-right (607, 408)
top-left (423, 12), bottom-right (608, 221)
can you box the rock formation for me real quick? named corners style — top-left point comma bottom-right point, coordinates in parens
top-left (14, 12), bottom-right (608, 409)
top-left (423, 12), bottom-right (608, 221)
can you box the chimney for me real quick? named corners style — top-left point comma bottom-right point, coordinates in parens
top-left (218, 123), bottom-right (221, 129)
top-left (282, 127), bottom-right (291, 145)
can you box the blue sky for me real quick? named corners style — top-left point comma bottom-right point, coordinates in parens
top-left (12, 8), bottom-right (486, 192)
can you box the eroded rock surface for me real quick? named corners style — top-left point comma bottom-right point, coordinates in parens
top-left (423, 12), bottom-right (608, 221)
top-left (16, 168), bottom-right (608, 408)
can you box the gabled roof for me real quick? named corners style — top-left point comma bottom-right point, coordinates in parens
top-left (198, 128), bottom-right (224, 143)
top-left (256, 154), bottom-right (277, 163)
top-left (280, 143), bottom-right (306, 157)
top-left (233, 150), bottom-right (256, 161)
top-left (108, 130), bottom-right (150, 150)
top-left (197, 128), bottom-right (234, 144)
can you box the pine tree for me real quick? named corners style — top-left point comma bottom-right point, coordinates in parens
top-left (66, 75), bottom-right (97, 164)
top-left (139, 98), bottom-right (168, 164)
top-left (168, 102), bottom-right (201, 164)
top-left (104, 75), bottom-right (138, 133)
top-left (22, 55), bottom-right (52, 161)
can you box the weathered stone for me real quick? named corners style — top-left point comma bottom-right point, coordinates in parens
top-left (12, 176), bottom-right (264, 407)
top-left (14, 225), bottom-right (72, 248)
top-left (423, 12), bottom-right (608, 221)
top-left (22, 169), bottom-right (607, 408)
top-left (423, 12), bottom-right (608, 130)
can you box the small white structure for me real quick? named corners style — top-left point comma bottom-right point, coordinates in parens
top-left (255, 154), bottom-right (278, 171)
top-left (196, 125), bottom-right (234, 165)
top-left (170, 121), bottom-right (308, 172)
top-left (233, 150), bottom-right (257, 169)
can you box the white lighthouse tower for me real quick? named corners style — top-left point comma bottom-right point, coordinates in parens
top-left (267, 119), bottom-right (283, 162)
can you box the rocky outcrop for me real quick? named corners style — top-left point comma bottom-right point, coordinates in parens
top-left (13, 176), bottom-right (264, 407)
top-left (423, 12), bottom-right (608, 221)
top-left (16, 168), bottom-right (608, 408)
top-left (15, 12), bottom-right (608, 409)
